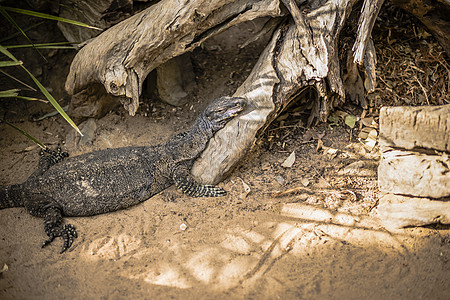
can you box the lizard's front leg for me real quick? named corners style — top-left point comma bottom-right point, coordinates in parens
top-left (31, 146), bottom-right (69, 178)
top-left (172, 165), bottom-right (226, 197)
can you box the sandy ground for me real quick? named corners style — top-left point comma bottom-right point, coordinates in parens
top-left (1, 9), bottom-right (449, 300)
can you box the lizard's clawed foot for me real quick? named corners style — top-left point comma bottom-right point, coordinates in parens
top-left (40, 146), bottom-right (69, 164)
top-left (195, 185), bottom-right (227, 197)
top-left (42, 223), bottom-right (77, 253)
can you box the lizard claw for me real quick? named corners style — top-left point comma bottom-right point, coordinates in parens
top-left (60, 224), bottom-right (77, 253)
top-left (198, 185), bottom-right (227, 197)
top-left (42, 224), bottom-right (77, 253)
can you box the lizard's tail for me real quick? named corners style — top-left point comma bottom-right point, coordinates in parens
top-left (0, 184), bottom-right (24, 209)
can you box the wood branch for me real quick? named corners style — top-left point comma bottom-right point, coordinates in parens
top-left (378, 105), bottom-right (450, 199)
top-left (343, 49), bottom-right (366, 108)
top-left (363, 37), bottom-right (377, 92)
top-left (65, 0), bottom-right (284, 116)
top-left (377, 194), bottom-right (450, 229)
top-left (379, 105), bottom-right (450, 152)
top-left (353, 0), bottom-right (385, 64)
top-left (192, 0), bottom-right (359, 183)
top-left (379, 149), bottom-right (450, 198)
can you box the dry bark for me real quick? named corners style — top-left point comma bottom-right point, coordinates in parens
top-left (57, 0), bottom-right (133, 42)
top-left (65, 0), bottom-right (284, 116)
top-left (377, 194), bottom-right (450, 229)
top-left (379, 105), bottom-right (450, 152)
top-left (378, 149), bottom-right (450, 198)
top-left (378, 105), bottom-right (450, 198)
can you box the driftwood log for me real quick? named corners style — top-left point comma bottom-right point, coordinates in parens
top-left (65, 0), bottom-right (384, 184)
top-left (377, 105), bottom-right (450, 229)
top-left (378, 105), bottom-right (450, 198)
top-left (377, 194), bottom-right (450, 229)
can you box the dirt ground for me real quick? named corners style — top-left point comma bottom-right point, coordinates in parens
top-left (0, 4), bottom-right (449, 300)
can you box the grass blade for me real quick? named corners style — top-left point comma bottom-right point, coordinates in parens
top-left (1, 6), bottom-right (103, 30)
top-left (24, 67), bottom-right (83, 135)
top-left (0, 89), bottom-right (47, 102)
top-left (0, 45), bottom-right (83, 136)
top-left (0, 45), bottom-right (20, 62)
top-left (2, 120), bottom-right (46, 149)
top-left (0, 7), bottom-right (46, 62)
top-left (15, 96), bottom-right (47, 102)
top-left (0, 60), bottom-right (22, 67)
top-left (0, 70), bottom-right (37, 91)
top-left (0, 21), bottom-right (44, 43)
top-left (0, 89), bottom-right (20, 97)
top-left (4, 42), bottom-right (77, 50)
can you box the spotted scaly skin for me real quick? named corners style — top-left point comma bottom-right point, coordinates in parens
top-left (0, 96), bottom-right (246, 253)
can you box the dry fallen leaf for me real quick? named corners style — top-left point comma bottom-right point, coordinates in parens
top-left (361, 117), bottom-right (378, 128)
top-left (238, 177), bottom-right (251, 198)
top-left (24, 145), bottom-right (38, 152)
top-left (345, 115), bottom-right (357, 129)
top-left (316, 139), bottom-right (324, 152)
top-left (325, 148), bottom-right (339, 160)
top-left (301, 178), bottom-right (310, 187)
top-left (363, 129), bottom-right (378, 151)
top-left (281, 151), bottom-right (296, 168)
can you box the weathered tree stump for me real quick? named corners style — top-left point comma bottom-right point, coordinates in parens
top-left (377, 105), bottom-right (450, 229)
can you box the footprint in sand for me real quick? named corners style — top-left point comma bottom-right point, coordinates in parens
top-left (85, 234), bottom-right (142, 260)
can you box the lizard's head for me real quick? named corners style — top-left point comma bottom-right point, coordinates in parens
top-left (203, 96), bottom-right (246, 132)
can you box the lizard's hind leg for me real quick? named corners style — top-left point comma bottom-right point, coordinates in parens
top-left (25, 194), bottom-right (77, 253)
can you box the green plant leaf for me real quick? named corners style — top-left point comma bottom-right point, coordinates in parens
top-left (24, 67), bottom-right (83, 135)
top-left (0, 45), bottom-right (82, 135)
top-left (0, 88), bottom-right (47, 101)
top-left (15, 96), bottom-right (47, 102)
top-left (344, 115), bottom-right (356, 129)
top-left (0, 7), bottom-right (46, 61)
top-left (0, 88), bottom-right (20, 97)
top-left (5, 42), bottom-right (77, 50)
top-left (2, 120), bottom-right (46, 149)
top-left (0, 6), bottom-right (102, 30)
top-left (327, 113), bottom-right (339, 126)
top-left (0, 44), bottom-right (19, 61)
top-left (0, 21), bottom-right (44, 43)
top-left (0, 70), bottom-right (37, 91)
top-left (0, 60), bottom-right (22, 67)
